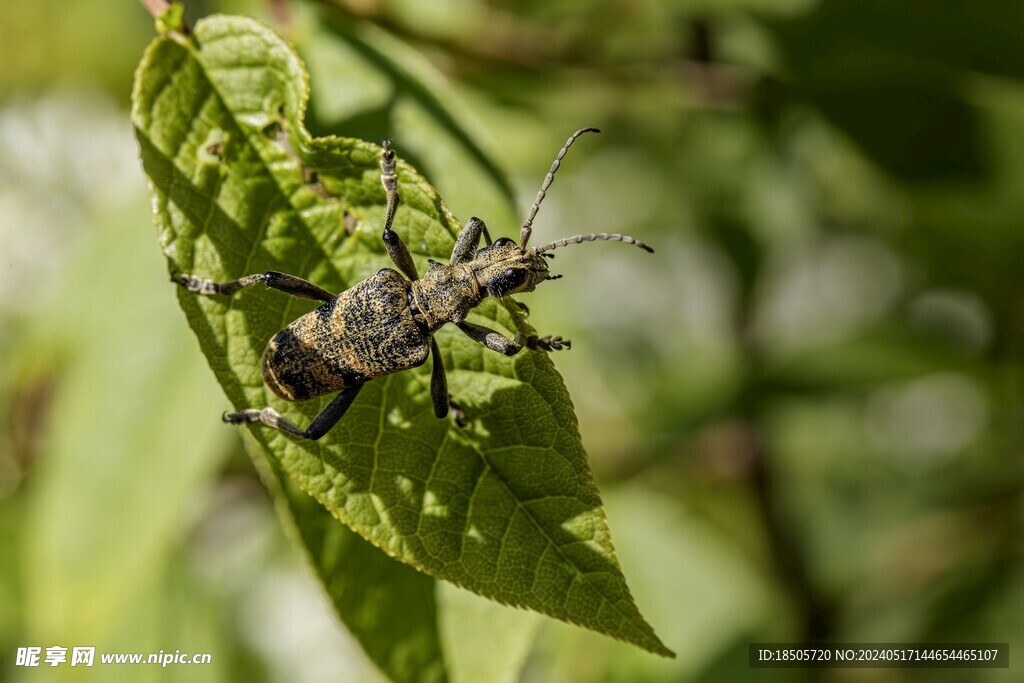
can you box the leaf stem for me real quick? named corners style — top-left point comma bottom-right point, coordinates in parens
top-left (137, 0), bottom-right (192, 40)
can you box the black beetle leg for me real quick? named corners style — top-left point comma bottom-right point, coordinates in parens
top-left (449, 217), bottom-right (490, 265)
top-left (175, 271), bottom-right (335, 302)
top-left (224, 383), bottom-right (364, 441)
top-left (514, 333), bottom-right (571, 352)
top-left (379, 142), bottom-right (420, 281)
top-left (457, 321), bottom-right (520, 356)
top-left (429, 338), bottom-right (470, 426)
top-left (429, 338), bottom-right (449, 419)
top-left (448, 396), bottom-right (469, 428)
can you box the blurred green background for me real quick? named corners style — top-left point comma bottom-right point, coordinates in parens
top-left (1, 0), bottom-right (1022, 681)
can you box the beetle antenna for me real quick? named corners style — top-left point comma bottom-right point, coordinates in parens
top-left (531, 233), bottom-right (655, 254)
top-left (520, 127), bottom-right (600, 251)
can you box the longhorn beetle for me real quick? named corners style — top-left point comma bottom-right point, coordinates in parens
top-left (176, 128), bottom-right (653, 440)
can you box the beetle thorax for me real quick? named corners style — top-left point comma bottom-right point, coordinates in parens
top-left (410, 262), bottom-right (482, 331)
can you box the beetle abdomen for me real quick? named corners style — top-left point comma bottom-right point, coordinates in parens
top-left (261, 268), bottom-right (429, 401)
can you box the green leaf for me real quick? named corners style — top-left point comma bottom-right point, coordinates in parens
top-left (131, 13), bottom-right (672, 660)
top-left (255, 442), bottom-right (449, 683)
top-left (256, 438), bottom-right (541, 683)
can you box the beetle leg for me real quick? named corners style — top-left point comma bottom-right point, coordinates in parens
top-left (175, 271), bottom-right (335, 302)
top-left (379, 142), bottom-right (420, 281)
top-left (429, 338), bottom-right (449, 419)
top-left (428, 338), bottom-right (469, 426)
top-left (515, 333), bottom-right (571, 352)
top-left (223, 383), bottom-right (364, 441)
top-left (457, 321), bottom-right (521, 356)
top-left (449, 397), bottom-right (468, 428)
top-left (456, 323), bottom-right (569, 355)
top-left (449, 217), bottom-right (492, 265)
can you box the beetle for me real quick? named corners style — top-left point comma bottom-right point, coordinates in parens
top-left (176, 128), bottom-right (653, 440)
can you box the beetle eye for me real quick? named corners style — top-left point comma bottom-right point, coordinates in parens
top-left (502, 268), bottom-right (527, 288)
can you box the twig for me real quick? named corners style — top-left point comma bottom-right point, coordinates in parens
top-left (139, 0), bottom-right (170, 18)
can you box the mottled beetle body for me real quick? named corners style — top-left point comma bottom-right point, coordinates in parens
top-left (262, 268), bottom-right (429, 401)
top-left (177, 128), bottom-right (653, 440)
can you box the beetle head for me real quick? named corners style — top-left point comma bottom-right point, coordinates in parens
top-left (472, 237), bottom-right (553, 297)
